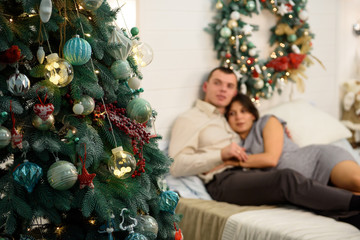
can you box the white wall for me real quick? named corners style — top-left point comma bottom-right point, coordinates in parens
top-left (135, 0), bottom-right (354, 144)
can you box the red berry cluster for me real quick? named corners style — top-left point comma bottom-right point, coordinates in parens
top-left (98, 103), bottom-right (151, 177)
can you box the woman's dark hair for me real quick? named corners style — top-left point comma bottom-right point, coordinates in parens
top-left (225, 94), bottom-right (259, 121)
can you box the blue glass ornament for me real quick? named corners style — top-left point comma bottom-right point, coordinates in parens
top-left (125, 232), bottom-right (148, 240)
top-left (13, 160), bottom-right (43, 193)
top-left (63, 35), bottom-right (92, 65)
top-left (159, 191), bottom-right (179, 214)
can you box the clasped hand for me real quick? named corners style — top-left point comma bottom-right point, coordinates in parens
top-left (221, 142), bottom-right (247, 167)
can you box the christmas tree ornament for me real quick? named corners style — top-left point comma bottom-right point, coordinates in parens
top-left (72, 95), bottom-right (95, 115)
top-left (0, 126), bottom-right (11, 148)
top-left (47, 160), bottom-right (78, 190)
top-left (159, 190), bottom-right (179, 214)
top-left (130, 27), bottom-right (139, 36)
top-left (248, 48), bottom-right (257, 57)
top-left (78, 0), bottom-right (104, 11)
top-left (13, 160), bottom-right (43, 193)
top-left (10, 101), bottom-right (23, 149)
top-left (45, 53), bottom-right (74, 87)
top-left (174, 223), bottom-right (183, 240)
top-left (98, 214), bottom-right (117, 239)
top-left (245, 0), bottom-right (256, 12)
top-left (230, 11), bottom-right (241, 20)
top-left (78, 143), bottom-right (96, 189)
top-left (58, 124), bottom-right (77, 142)
top-left (0, 45), bottom-right (22, 64)
top-left (135, 214), bottom-right (158, 237)
top-left (215, 0), bottom-right (223, 10)
top-left (227, 19), bottom-right (238, 29)
top-left (240, 44), bottom-right (248, 52)
top-left (32, 114), bottom-right (55, 131)
top-left (111, 60), bottom-right (131, 80)
top-left (108, 146), bottom-right (136, 179)
top-left (242, 24), bottom-right (254, 35)
top-left (119, 208), bottom-right (149, 240)
top-left (254, 78), bottom-right (264, 89)
top-left (37, 46), bottom-right (45, 64)
top-left (131, 40), bottom-right (154, 67)
top-left (240, 82), bottom-right (247, 95)
top-left (39, 0), bottom-right (52, 23)
top-left (128, 77), bottom-right (141, 90)
top-left (7, 70), bottom-right (31, 96)
top-left (299, 10), bottom-right (308, 21)
top-left (220, 27), bottom-right (231, 38)
top-left (291, 44), bottom-right (301, 54)
top-left (126, 97), bottom-right (152, 124)
top-left (33, 92), bottom-right (54, 121)
top-left (287, 34), bottom-right (297, 42)
top-left (108, 28), bottom-right (133, 60)
top-left (63, 35), bottom-right (92, 66)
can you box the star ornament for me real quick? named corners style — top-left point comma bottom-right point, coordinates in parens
top-left (277, 3), bottom-right (290, 16)
top-left (242, 24), bottom-right (253, 35)
top-left (78, 165), bottom-right (96, 189)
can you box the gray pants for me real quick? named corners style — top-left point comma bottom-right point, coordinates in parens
top-left (206, 168), bottom-right (352, 212)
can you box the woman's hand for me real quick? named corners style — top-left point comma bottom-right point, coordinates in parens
top-left (221, 142), bottom-right (248, 162)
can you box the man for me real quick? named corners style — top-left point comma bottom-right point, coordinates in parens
top-left (169, 66), bottom-right (360, 216)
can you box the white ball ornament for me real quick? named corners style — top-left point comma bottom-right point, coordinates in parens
top-left (128, 77), bottom-right (141, 90)
top-left (248, 48), bottom-right (257, 57)
top-left (254, 79), bottom-right (264, 89)
top-left (39, 0), bottom-right (52, 23)
top-left (73, 103), bottom-right (84, 115)
top-left (230, 11), bottom-right (241, 21)
top-left (299, 10), bottom-right (308, 21)
top-left (291, 44), bottom-right (301, 54)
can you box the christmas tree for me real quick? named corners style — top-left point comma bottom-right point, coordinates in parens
top-left (0, 0), bottom-right (180, 239)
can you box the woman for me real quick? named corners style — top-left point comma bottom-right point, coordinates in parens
top-left (225, 93), bottom-right (360, 193)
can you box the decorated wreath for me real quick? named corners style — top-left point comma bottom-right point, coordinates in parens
top-left (206, 0), bottom-right (318, 101)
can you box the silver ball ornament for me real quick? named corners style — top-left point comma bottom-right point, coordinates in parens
top-left (254, 79), bottom-right (264, 89)
top-left (32, 114), bottom-right (55, 130)
top-left (135, 215), bottom-right (159, 237)
top-left (230, 11), bottom-right (241, 20)
top-left (47, 160), bottom-right (78, 190)
top-left (7, 72), bottom-right (31, 96)
top-left (0, 126), bottom-right (11, 148)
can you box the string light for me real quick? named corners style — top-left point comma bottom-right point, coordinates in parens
top-left (289, 15), bottom-right (293, 19)
top-left (94, 70), bottom-right (100, 74)
top-left (262, 66), bottom-right (267, 71)
top-left (270, 52), bottom-right (277, 58)
top-left (267, 73), bottom-right (272, 77)
top-left (280, 43), bottom-right (285, 48)
top-left (225, 59), bottom-right (230, 64)
top-left (85, 33), bottom-right (91, 37)
top-left (285, 72), bottom-right (290, 76)
top-left (88, 16), bottom-right (92, 20)
top-left (273, 7), bottom-right (277, 12)
top-left (79, 5), bottom-right (83, 9)
top-left (9, 18), bottom-right (13, 23)
top-left (250, 66), bottom-right (255, 71)
top-left (278, 51), bottom-right (284, 56)
top-left (89, 219), bottom-right (96, 225)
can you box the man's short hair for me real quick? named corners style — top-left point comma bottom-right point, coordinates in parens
top-left (206, 67), bottom-right (236, 82)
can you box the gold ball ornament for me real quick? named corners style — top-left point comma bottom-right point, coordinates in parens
top-left (240, 65), bottom-right (248, 73)
top-left (32, 114), bottom-right (55, 130)
top-left (240, 44), bottom-right (248, 52)
top-left (229, 36), bottom-right (236, 45)
top-left (108, 147), bottom-right (136, 179)
top-left (215, 1), bottom-right (223, 9)
top-left (227, 19), bottom-right (238, 29)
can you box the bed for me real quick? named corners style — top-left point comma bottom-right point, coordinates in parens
top-left (166, 100), bottom-right (360, 240)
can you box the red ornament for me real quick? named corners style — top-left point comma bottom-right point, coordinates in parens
top-left (78, 143), bottom-right (96, 189)
top-left (285, 4), bottom-right (293, 11)
top-left (260, 0), bottom-right (266, 2)
top-left (225, 52), bottom-right (231, 59)
top-left (174, 223), bottom-right (183, 240)
top-left (33, 91), bottom-right (54, 121)
top-left (0, 45), bottom-right (22, 64)
top-left (252, 70), bottom-right (259, 78)
top-left (268, 79), bottom-right (273, 84)
top-left (288, 53), bottom-right (306, 69)
top-left (266, 56), bottom-right (289, 71)
top-left (246, 57), bottom-right (255, 65)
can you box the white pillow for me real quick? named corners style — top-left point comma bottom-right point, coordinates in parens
top-left (260, 100), bottom-right (351, 147)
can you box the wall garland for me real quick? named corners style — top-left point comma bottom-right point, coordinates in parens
top-left (207, 0), bottom-right (316, 101)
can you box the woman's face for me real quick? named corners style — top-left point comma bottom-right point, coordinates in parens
top-left (227, 101), bottom-right (255, 139)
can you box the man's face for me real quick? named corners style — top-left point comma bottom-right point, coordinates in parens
top-left (203, 70), bottom-right (238, 112)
